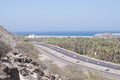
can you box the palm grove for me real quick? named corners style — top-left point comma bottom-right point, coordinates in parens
top-left (40, 37), bottom-right (120, 64)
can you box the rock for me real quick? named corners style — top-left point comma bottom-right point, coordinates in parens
top-left (14, 57), bottom-right (32, 63)
top-left (0, 26), bottom-right (62, 80)
top-left (0, 63), bottom-right (10, 80)
top-left (0, 71), bottom-right (10, 80)
top-left (14, 58), bottom-right (23, 63)
top-left (0, 63), bottom-right (6, 70)
top-left (51, 75), bottom-right (56, 80)
top-left (31, 61), bottom-right (39, 66)
top-left (0, 62), bottom-right (20, 80)
top-left (18, 64), bottom-right (27, 68)
top-left (34, 68), bottom-right (44, 76)
top-left (54, 74), bottom-right (60, 79)
top-left (9, 67), bottom-right (20, 80)
top-left (20, 68), bottom-right (30, 76)
top-left (18, 54), bottom-right (23, 57)
top-left (24, 58), bottom-right (32, 63)
top-left (44, 70), bottom-right (51, 77)
top-left (41, 76), bottom-right (49, 80)
top-left (26, 64), bottom-right (34, 69)
top-left (1, 57), bottom-right (9, 62)
top-left (13, 52), bottom-right (19, 56)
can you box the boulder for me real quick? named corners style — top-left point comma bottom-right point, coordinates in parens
top-left (51, 75), bottom-right (56, 80)
top-left (34, 68), bottom-right (44, 76)
top-left (9, 67), bottom-right (20, 80)
top-left (41, 76), bottom-right (49, 80)
top-left (31, 61), bottom-right (39, 66)
top-left (0, 63), bottom-right (10, 80)
top-left (0, 71), bottom-right (10, 80)
top-left (1, 57), bottom-right (9, 62)
top-left (14, 57), bottom-right (32, 63)
top-left (24, 58), bottom-right (32, 63)
top-left (14, 58), bottom-right (23, 63)
top-left (20, 68), bottom-right (29, 76)
top-left (0, 62), bottom-right (20, 80)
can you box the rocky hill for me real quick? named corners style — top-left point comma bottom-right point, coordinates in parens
top-left (94, 33), bottom-right (117, 39)
top-left (0, 25), bottom-right (16, 48)
top-left (0, 26), bottom-right (115, 80)
top-left (0, 26), bottom-right (61, 80)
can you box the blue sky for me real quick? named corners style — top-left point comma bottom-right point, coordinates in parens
top-left (0, 0), bottom-right (120, 32)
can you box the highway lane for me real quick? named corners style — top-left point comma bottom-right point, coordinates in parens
top-left (37, 43), bottom-right (120, 70)
top-left (35, 43), bottom-right (120, 79)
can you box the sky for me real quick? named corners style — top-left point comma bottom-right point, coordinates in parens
top-left (0, 0), bottom-right (120, 32)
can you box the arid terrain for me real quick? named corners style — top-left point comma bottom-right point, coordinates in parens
top-left (0, 25), bottom-right (119, 80)
top-left (0, 25), bottom-right (61, 80)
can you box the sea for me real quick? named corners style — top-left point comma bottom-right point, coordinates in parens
top-left (13, 31), bottom-right (120, 36)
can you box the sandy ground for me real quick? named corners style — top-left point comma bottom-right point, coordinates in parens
top-left (39, 51), bottom-right (68, 68)
top-left (35, 44), bottom-right (120, 79)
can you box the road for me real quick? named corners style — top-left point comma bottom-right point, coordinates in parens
top-left (34, 42), bottom-right (120, 79)
top-left (37, 43), bottom-right (120, 70)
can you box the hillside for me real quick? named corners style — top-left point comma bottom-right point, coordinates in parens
top-left (0, 26), bottom-right (117, 80)
top-left (0, 25), bottom-right (16, 48)
top-left (0, 26), bottom-right (61, 80)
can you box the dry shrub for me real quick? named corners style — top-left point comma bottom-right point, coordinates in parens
top-left (15, 42), bottom-right (40, 60)
top-left (0, 40), bottom-right (12, 58)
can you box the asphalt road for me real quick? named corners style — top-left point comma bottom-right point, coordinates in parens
top-left (37, 43), bottom-right (120, 70)
top-left (35, 43), bottom-right (120, 79)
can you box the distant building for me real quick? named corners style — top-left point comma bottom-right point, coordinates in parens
top-left (27, 34), bottom-right (36, 38)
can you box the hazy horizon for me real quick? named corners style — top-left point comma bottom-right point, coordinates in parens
top-left (0, 0), bottom-right (120, 32)
top-left (12, 30), bottom-right (120, 33)
top-left (13, 31), bottom-right (120, 36)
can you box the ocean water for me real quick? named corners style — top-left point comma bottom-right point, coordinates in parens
top-left (13, 31), bottom-right (120, 36)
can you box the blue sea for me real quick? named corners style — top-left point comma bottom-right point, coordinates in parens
top-left (13, 31), bottom-right (120, 36)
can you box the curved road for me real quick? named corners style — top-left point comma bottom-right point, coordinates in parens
top-left (34, 42), bottom-right (120, 79)
top-left (36, 43), bottom-right (120, 70)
